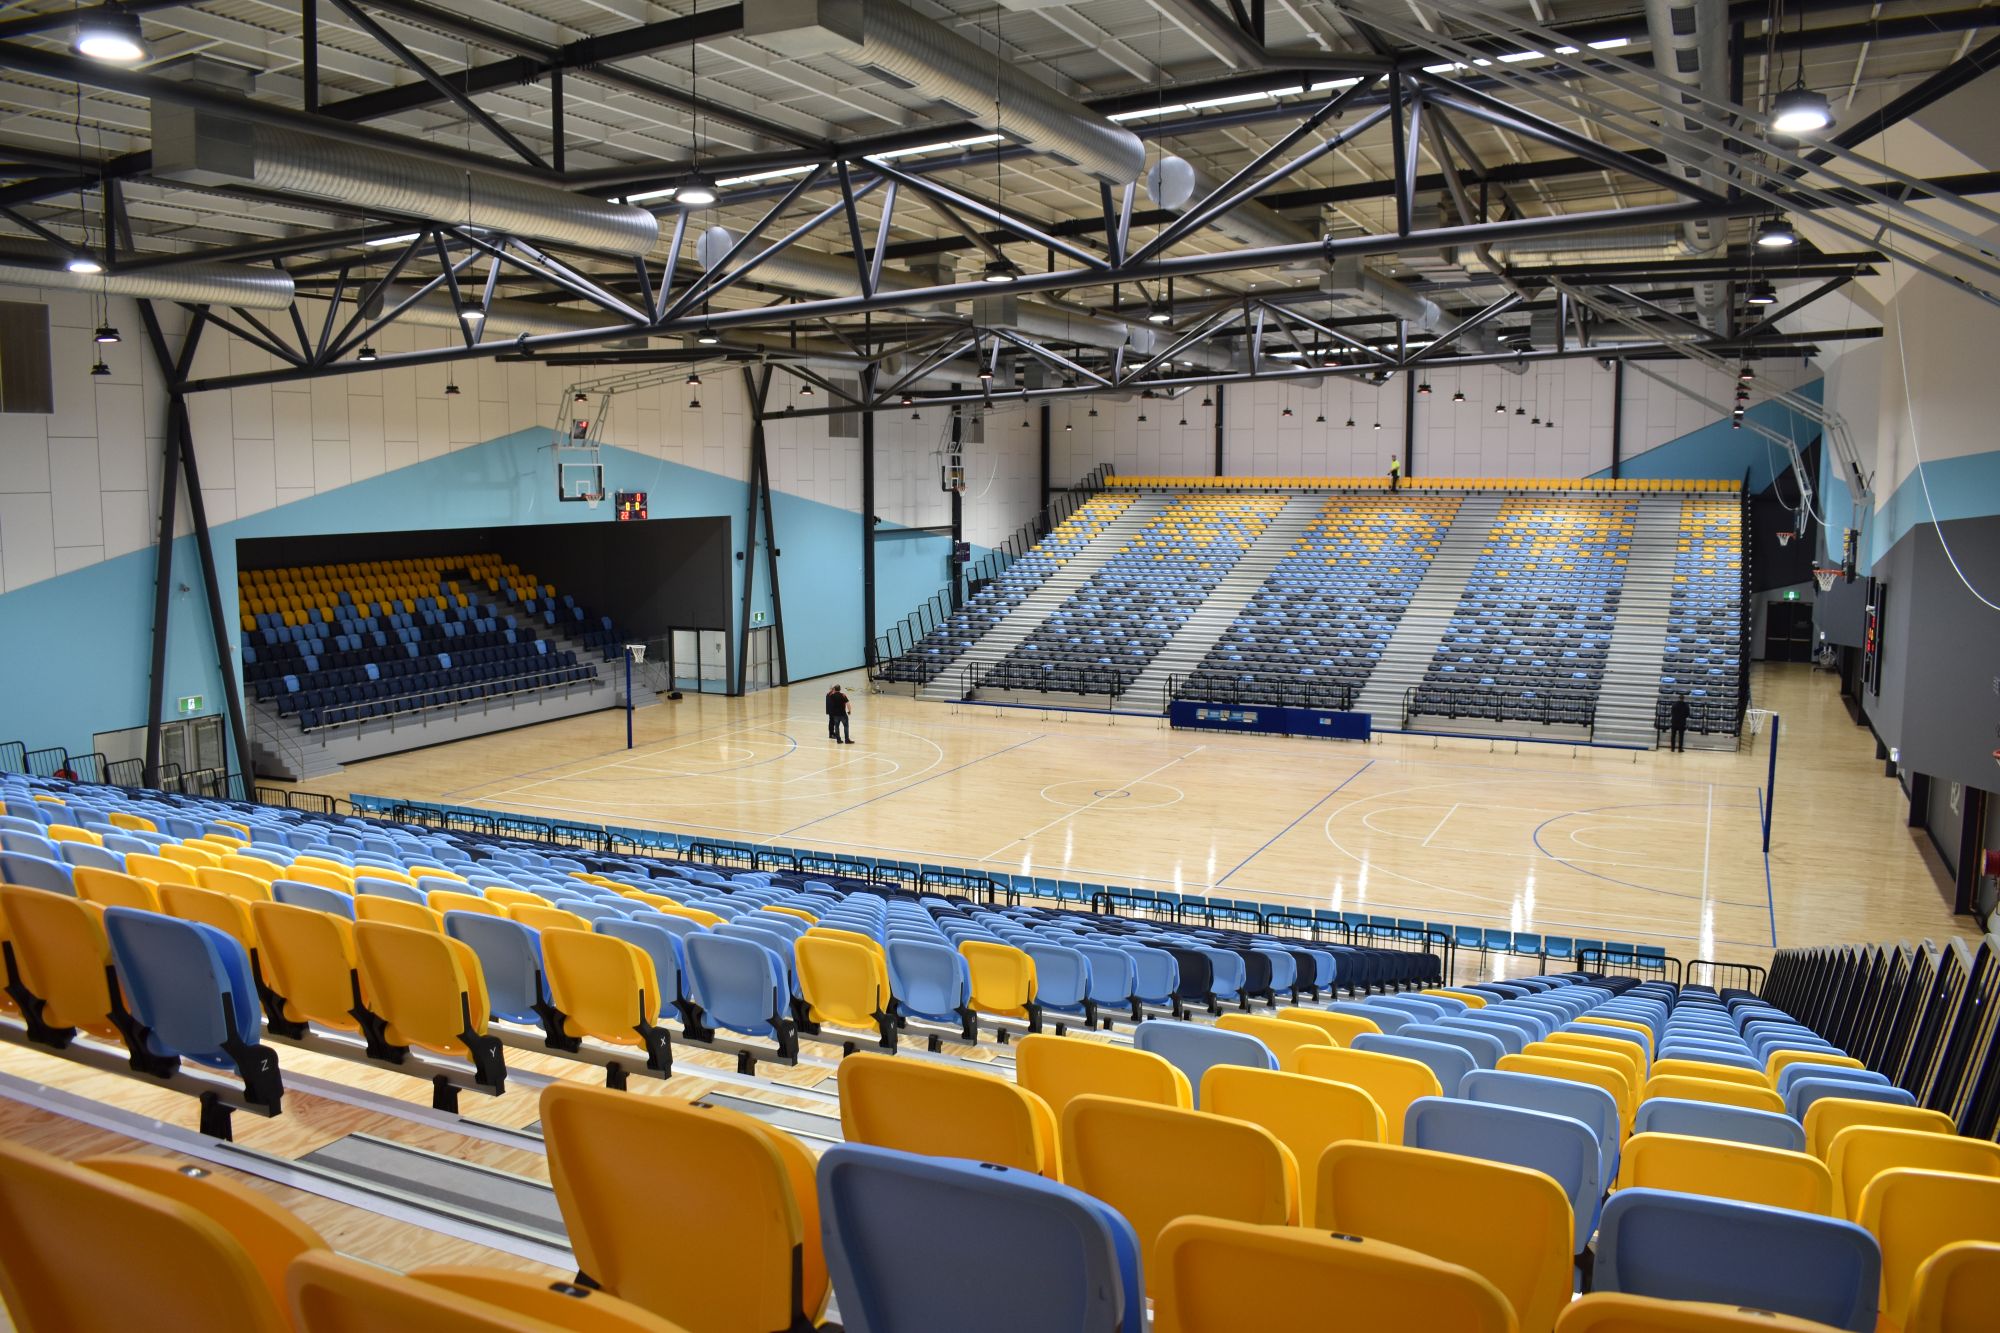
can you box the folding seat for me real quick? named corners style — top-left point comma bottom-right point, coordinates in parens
top-left (287, 1251), bottom-right (683, 1332)
top-left (444, 912), bottom-right (550, 1029)
top-left (1061, 1093), bottom-right (1297, 1276)
top-left (840, 1052), bottom-right (1058, 1176)
top-left (1214, 1013), bottom-right (1333, 1070)
top-left (1596, 1188), bottom-right (1879, 1331)
top-left (1616, 1131), bottom-right (1832, 1214)
top-left (1632, 1097), bottom-right (1804, 1153)
top-left (681, 931), bottom-right (798, 1059)
top-left (1294, 1045), bottom-right (1442, 1144)
top-left (541, 1083), bottom-right (828, 1333)
top-left (1787, 1076), bottom-right (1912, 1122)
top-left (1316, 1140), bottom-right (1573, 1331)
top-left (0, 883), bottom-right (129, 1044)
top-left (539, 927), bottom-right (672, 1082)
top-left (1775, 1061), bottom-right (1887, 1101)
top-left (883, 939), bottom-right (973, 1038)
top-left (1400, 1020), bottom-right (1505, 1069)
top-left (834, 1142), bottom-right (1141, 1332)
top-left (0, 851), bottom-right (75, 895)
top-left (354, 895), bottom-right (443, 932)
top-left (71, 865), bottom-right (159, 911)
top-left (952, 940), bottom-right (1038, 1031)
top-left (1858, 1167), bottom-right (2000, 1329)
top-left (1827, 1125), bottom-right (2000, 1222)
top-left (1905, 1239), bottom-right (2000, 1333)
top-left (1201, 1064), bottom-right (1384, 1221)
top-left (1767, 1048), bottom-right (1864, 1084)
top-left (1552, 1025), bottom-right (1652, 1074)
top-left (1354, 1032), bottom-right (1477, 1095)
top-left (352, 920), bottom-right (505, 1090)
top-left (794, 933), bottom-right (894, 1049)
top-left (1501, 1051), bottom-right (1636, 1131)
top-left (1133, 1020), bottom-right (1275, 1106)
top-left (102, 908), bottom-right (281, 1110)
top-left (270, 879), bottom-right (354, 916)
top-left (0, 1139), bottom-right (291, 1331)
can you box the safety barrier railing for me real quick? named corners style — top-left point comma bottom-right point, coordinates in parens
top-left (966, 660), bottom-right (1126, 709)
top-left (1653, 696), bottom-right (1744, 739)
top-left (1168, 672), bottom-right (1356, 713)
top-left (1683, 957), bottom-right (1768, 992)
top-left (1404, 684), bottom-right (1598, 738)
top-left (1577, 945), bottom-right (1682, 983)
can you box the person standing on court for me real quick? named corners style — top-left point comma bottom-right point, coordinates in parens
top-left (826, 684), bottom-right (853, 744)
top-left (1668, 693), bottom-right (1690, 752)
top-left (1387, 456), bottom-right (1401, 492)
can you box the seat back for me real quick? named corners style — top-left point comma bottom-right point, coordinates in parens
top-left (352, 920), bottom-right (489, 1058)
top-left (1316, 1139), bottom-right (1573, 1333)
top-left (0, 882), bottom-right (121, 1038)
top-left (1828, 1125), bottom-right (2000, 1222)
top-left (1294, 1046), bottom-right (1443, 1145)
top-left (543, 928), bottom-right (660, 1052)
top-left (1857, 1167), bottom-right (2000, 1329)
top-left (1498, 1052), bottom-right (1635, 1132)
top-left (796, 934), bottom-right (890, 1032)
top-left (1616, 1131), bottom-right (1833, 1215)
top-left (287, 1251), bottom-right (682, 1332)
top-left (1462, 1067), bottom-right (1622, 1185)
top-left (156, 883), bottom-right (257, 958)
top-left (71, 866), bottom-right (160, 912)
top-left (1547, 1030), bottom-right (1650, 1082)
top-left (818, 1143), bottom-right (1142, 1333)
top-left (596, 916), bottom-right (685, 1013)
top-left (1555, 1292), bottom-right (1845, 1332)
top-left (1214, 1013), bottom-right (1333, 1070)
top-left (1153, 1217), bottom-right (1514, 1333)
top-left (1803, 1098), bottom-right (1955, 1159)
top-left (1405, 1096), bottom-right (1601, 1251)
top-left (959, 940), bottom-right (1037, 1018)
top-left (1786, 1076), bottom-right (1914, 1122)
top-left (540, 1082), bottom-right (828, 1333)
top-left (272, 880), bottom-right (355, 916)
top-left (1014, 1033), bottom-right (1191, 1119)
top-left (1199, 1065), bottom-right (1384, 1221)
top-left (1401, 1021), bottom-right (1506, 1069)
top-left (102, 907), bottom-right (266, 1065)
top-left (1354, 1032), bottom-right (1477, 1095)
top-left (353, 895), bottom-right (444, 933)
top-left (248, 901), bottom-right (359, 1033)
top-left (1906, 1240), bottom-right (2000, 1333)
top-left (838, 1052), bottom-right (1057, 1176)
top-left (683, 931), bottom-right (787, 1036)
top-left (1596, 1187), bottom-right (1879, 1331)
top-left (0, 1139), bottom-right (288, 1332)
top-left (0, 851), bottom-right (75, 895)
top-left (885, 939), bottom-right (968, 1021)
top-left (1060, 1093), bottom-right (1297, 1277)
top-left (1133, 1019), bottom-right (1275, 1107)
top-left (1023, 942), bottom-right (1090, 1010)
top-left (443, 912), bottom-right (547, 1026)
top-left (1277, 1004), bottom-right (1382, 1045)
top-left (195, 867), bottom-right (275, 903)
top-left (1650, 1057), bottom-right (1765, 1088)
top-left (1631, 1097), bottom-right (1805, 1152)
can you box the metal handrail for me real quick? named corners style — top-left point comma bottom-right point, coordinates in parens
top-left (283, 670), bottom-right (604, 735)
top-left (1404, 683), bottom-right (1598, 736)
top-left (966, 660), bottom-right (1125, 707)
top-left (1169, 671), bottom-right (1356, 713)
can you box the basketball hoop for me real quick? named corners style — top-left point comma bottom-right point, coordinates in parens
top-left (624, 643), bottom-right (647, 664)
top-left (1776, 531), bottom-right (1794, 547)
top-left (1811, 566), bottom-right (1841, 593)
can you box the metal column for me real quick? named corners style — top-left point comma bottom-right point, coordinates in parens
top-left (861, 367), bottom-right (878, 666)
top-left (1213, 384), bottom-right (1226, 475)
top-left (1610, 359), bottom-right (1626, 478)
top-left (949, 399), bottom-right (964, 612)
top-left (174, 397), bottom-right (258, 787)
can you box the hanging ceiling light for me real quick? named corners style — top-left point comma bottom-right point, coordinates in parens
top-left (72, 7), bottom-right (147, 63)
top-left (1200, 394), bottom-right (1213, 408)
top-left (687, 372), bottom-right (701, 387)
top-left (981, 257), bottom-right (1019, 283)
top-left (460, 307), bottom-right (485, 325)
top-left (799, 382), bottom-right (814, 397)
top-left (690, 396), bottom-right (703, 409)
top-left (909, 410), bottom-right (919, 420)
top-left (90, 359), bottom-right (111, 376)
top-left (1146, 302), bottom-right (1170, 324)
top-left (1136, 410), bottom-right (1148, 422)
top-left (65, 255), bottom-right (101, 275)
top-left (357, 345), bottom-right (378, 362)
top-left (93, 324), bottom-right (120, 345)
top-left (1452, 390), bottom-right (1466, 404)
top-left (1372, 421), bottom-right (1382, 431)
top-left (1756, 216), bottom-right (1798, 249)
top-left (573, 390), bottom-right (589, 404)
top-left (1088, 405), bottom-right (1098, 418)
top-left (1745, 281), bottom-right (1778, 305)
top-left (1545, 418), bottom-right (1555, 430)
top-left (1738, 364), bottom-right (1755, 382)
top-left (1494, 402), bottom-right (1505, 414)
top-left (1772, 86), bottom-right (1834, 135)
top-left (1178, 415), bottom-right (1188, 427)
top-left (1514, 406), bottom-right (1526, 417)
top-left (1732, 417), bottom-right (1743, 430)
top-left (977, 365), bottom-right (994, 382)
top-left (1064, 422), bottom-right (1073, 432)
top-left (1281, 406), bottom-right (1293, 418)
top-left (676, 172), bottom-right (718, 207)
top-left (696, 326), bottom-right (719, 345)
top-left (1531, 414), bottom-right (1541, 426)
top-left (445, 379), bottom-right (460, 396)
top-left (1315, 413), bottom-right (1326, 424)
top-left (900, 392), bottom-right (914, 406)
top-left (1417, 382), bottom-right (1432, 396)
top-left (1344, 417), bottom-right (1355, 429)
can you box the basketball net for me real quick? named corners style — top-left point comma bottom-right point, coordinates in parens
top-left (1811, 567), bottom-right (1841, 593)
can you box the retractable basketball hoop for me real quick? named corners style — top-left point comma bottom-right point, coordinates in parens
top-left (1811, 566), bottom-right (1842, 593)
top-left (1776, 530), bottom-right (1794, 547)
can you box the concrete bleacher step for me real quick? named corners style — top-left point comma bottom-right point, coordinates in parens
top-left (1592, 497), bottom-right (1685, 747)
top-left (917, 496), bottom-right (1167, 703)
top-left (1353, 494), bottom-right (1505, 725)
top-left (1116, 494), bottom-right (1326, 713)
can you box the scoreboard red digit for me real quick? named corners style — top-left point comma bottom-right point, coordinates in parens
top-left (615, 491), bottom-right (648, 522)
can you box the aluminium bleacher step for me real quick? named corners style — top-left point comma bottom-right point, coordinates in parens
top-left (1591, 497), bottom-right (1685, 747)
top-left (1352, 494), bottom-right (1505, 722)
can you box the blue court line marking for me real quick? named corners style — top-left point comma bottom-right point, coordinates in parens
top-left (1758, 789), bottom-right (1777, 946)
top-left (1216, 760), bottom-right (1375, 887)
top-left (780, 734), bottom-right (1044, 836)
top-left (1530, 802), bottom-right (1768, 908)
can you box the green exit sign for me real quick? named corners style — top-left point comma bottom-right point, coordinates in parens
top-left (1783, 590), bottom-right (1800, 602)
top-left (176, 694), bottom-right (204, 714)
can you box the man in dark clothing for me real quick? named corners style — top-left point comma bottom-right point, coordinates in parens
top-left (826, 685), bottom-right (852, 744)
top-left (1668, 694), bottom-right (1691, 753)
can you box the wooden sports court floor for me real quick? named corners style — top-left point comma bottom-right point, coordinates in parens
top-left (300, 662), bottom-right (1976, 969)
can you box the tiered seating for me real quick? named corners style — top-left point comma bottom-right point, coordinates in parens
top-left (878, 494), bottom-right (1134, 684)
top-left (992, 494), bottom-right (1284, 694)
top-left (1416, 497), bottom-right (1637, 725)
top-left (1110, 475), bottom-right (1741, 493)
top-left (239, 556), bottom-right (617, 731)
top-left (1183, 495), bottom-right (1458, 708)
top-left (1657, 495), bottom-right (1744, 731)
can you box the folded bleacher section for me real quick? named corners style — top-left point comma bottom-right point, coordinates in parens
top-left (1182, 495), bottom-right (1458, 709)
top-left (988, 494), bottom-right (1283, 695)
top-left (1414, 496), bottom-right (1638, 727)
top-left (878, 493), bottom-right (1134, 684)
top-left (239, 555), bottom-right (621, 733)
top-left (1657, 494), bottom-right (1745, 732)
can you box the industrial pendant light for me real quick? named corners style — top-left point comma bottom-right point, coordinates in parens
top-left (687, 372), bottom-right (702, 387)
top-left (1200, 394), bottom-right (1213, 408)
top-left (982, 257), bottom-right (1019, 283)
top-left (93, 324), bottom-right (120, 344)
top-left (1137, 409), bottom-right (1148, 422)
top-left (1755, 216), bottom-right (1797, 248)
top-left (73, 7), bottom-right (147, 63)
top-left (445, 378), bottom-right (460, 396)
top-left (1344, 417), bottom-right (1355, 429)
top-left (1417, 381), bottom-right (1431, 396)
top-left (696, 326), bottom-right (719, 345)
top-left (901, 393), bottom-right (914, 406)
top-left (799, 382), bottom-right (814, 397)
top-left (1452, 389), bottom-right (1465, 404)
top-left (357, 345), bottom-right (378, 362)
top-left (1745, 280), bottom-right (1778, 305)
top-left (1739, 364), bottom-right (1755, 382)
top-left (1772, 86), bottom-right (1833, 134)
top-left (65, 255), bottom-right (101, 274)
top-left (1281, 406), bottom-right (1293, 418)
top-left (90, 359), bottom-right (111, 376)
top-left (1315, 412), bottom-right (1326, 424)
top-left (1494, 402), bottom-right (1505, 414)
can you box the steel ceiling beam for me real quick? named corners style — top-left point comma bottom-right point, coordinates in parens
top-left (1802, 31), bottom-right (2000, 168)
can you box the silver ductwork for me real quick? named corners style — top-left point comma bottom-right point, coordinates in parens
top-left (0, 243), bottom-right (295, 309)
top-left (366, 288), bottom-right (640, 338)
top-left (1643, 0), bottom-right (1731, 331)
top-left (1323, 258), bottom-right (1442, 332)
top-left (744, 0), bottom-right (1144, 184)
top-left (1147, 155), bottom-right (1317, 251)
top-left (152, 59), bottom-right (658, 257)
top-left (1479, 227), bottom-right (1688, 268)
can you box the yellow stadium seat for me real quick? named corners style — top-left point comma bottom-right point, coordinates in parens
top-left (1528, 1038), bottom-right (1644, 1090)
top-left (1277, 1005), bottom-right (1379, 1045)
top-left (839, 1051), bottom-right (1058, 1176)
top-left (71, 866), bottom-right (160, 912)
top-left (1547, 1029), bottom-right (1651, 1078)
top-left (44, 825), bottom-right (100, 847)
top-left (1424, 988), bottom-right (1487, 1009)
top-left (0, 884), bottom-right (123, 1040)
top-left (289, 1251), bottom-right (685, 1332)
top-left (795, 934), bottom-right (893, 1044)
top-left (1575, 1015), bottom-right (1656, 1044)
top-left (1642, 1073), bottom-right (1785, 1116)
top-left (653, 903), bottom-right (724, 928)
top-left (195, 867), bottom-right (275, 903)
top-left (353, 921), bottom-right (496, 1068)
top-left (1294, 1046), bottom-right (1442, 1145)
top-left (765, 905), bottom-right (817, 925)
top-left (1906, 1240), bottom-right (2000, 1333)
top-left (125, 851), bottom-right (200, 886)
top-left (1648, 1057), bottom-right (1764, 1088)
top-left (353, 895), bottom-right (444, 933)
top-left (1318, 1140), bottom-right (1573, 1332)
top-left (1499, 1053), bottom-right (1636, 1133)
top-left (428, 889), bottom-right (505, 918)
top-left (804, 925), bottom-right (885, 959)
top-left (158, 884), bottom-right (259, 960)
top-left (159, 844), bottom-right (221, 871)
top-left (405, 865), bottom-right (466, 883)
top-left (1014, 1033), bottom-right (1192, 1120)
top-left (1061, 1093), bottom-right (1298, 1277)
top-left (1767, 1048), bottom-right (1865, 1082)
top-left (0, 1139), bottom-right (288, 1331)
top-left (1216, 1013), bottom-right (1336, 1070)
top-left (1859, 1168), bottom-right (2000, 1330)
top-left (1555, 1293), bottom-right (1833, 1331)
top-left (286, 866), bottom-right (354, 894)
top-left (1200, 1064), bottom-right (1385, 1220)
top-left (1153, 1217), bottom-right (1516, 1333)
top-left (959, 939), bottom-right (1038, 1022)
top-left (1615, 1132), bottom-right (1833, 1214)
top-left (540, 928), bottom-right (670, 1075)
top-left (250, 902), bottom-right (363, 1036)
top-left (107, 811), bottom-right (156, 832)
top-left (221, 855), bottom-right (285, 884)
top-left (509, 902), bottom-right (589, 933)
top-left (1827, 1125), bottom-right (2000, 1221)
top-left (540, 1083), bottom-right (828, 1333)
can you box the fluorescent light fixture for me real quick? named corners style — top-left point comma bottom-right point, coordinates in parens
top-left (73, 8), bottom-right (147, 63)
top-left (365, 232), bottom-right (421, 248)
top-left (1772, 87), bottom-right (1833, 134)
top-left (1186, 91), bottom-right (1269, 110)
top-left (64, 256), bottom-right (101, 274)
top-left (624, 187), bottom-right (678, 203)
top-left (872, 133), bottom-right (1004, 160)
top-left (1107, 104), bottom-right (1189, 123)
top-left (1498, 51), bottom-right (1543, 63)
top-left (715, 165), bottom-right (814, 188)
top-left (1308, 78), bottom-right (1361, 91)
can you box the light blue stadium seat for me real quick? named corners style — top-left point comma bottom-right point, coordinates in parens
top-left (1024, 943), bottom-right (1094, 1025)
top-left (1785, 1075), bottom-right (1914, 1121)
top-left (271, 880), bottom-right (354, 917)
top-left (1433, 1014), bottom-right (1526, 1056)
top-left (1595, 1188), bottom-right (1879, 1331)
top-left (1197, 947), bottom-right (1246, 1003)
top-left (444, 912), bottom-right (548, 1028)
top-left (1076, 944), bottom-right (1138, 1020)
top-left (1462, 1067), bottom-right (1622, 1186)
top-left (0, 831), bottom-right (56, 858)
top-left (56, 842), bottom-right (124, 873)
top-left (0, 852), bottom-right (73, 896)
top-left (354, 877), bottom-right (427, 905)
top-left (1116, 943), bottom-right (1180, 1007)
top-left (1774, 1062), bottom-right (1889, 1100)
top-left (1322, 999), bottom-right (1411, 1034)
top-left (1631, 1098), bottom-right (1807, 1153)
top-left (1405, 1096), bottom-right (1601, 1251)
top-left (1132, 1020), bottom-right (1274, 1108)
top-left (1461, 1006), bottom-right (1551, 1042)
top-left (819, 1143), bottom-right (1144, 1333)
top-left (596, 916), bottom-right (689, 1024)
top-left (1352, 1031), bottom-right (1477, 1095)
top-left (1399, 1021), bottom-right (1505, 1069)
top-left (683, 931), bottom-right (796, 1053)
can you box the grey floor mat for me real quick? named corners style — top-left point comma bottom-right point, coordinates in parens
top-left (299, 1134), bottom-right (565, 1239)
